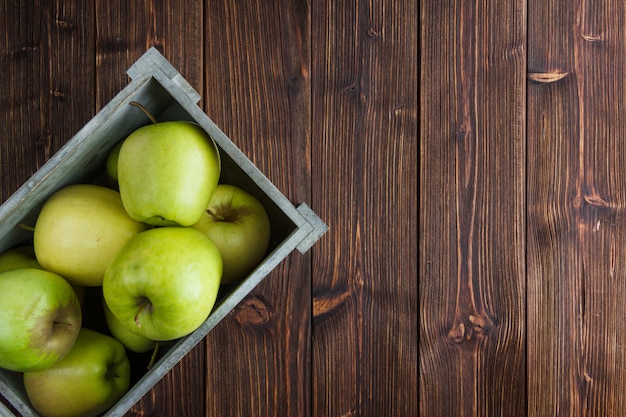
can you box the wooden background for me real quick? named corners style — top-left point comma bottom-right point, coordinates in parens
top-left (0, 1), bottom-right (417, 416)
top-left (421, 0), bottom-right (626, 416)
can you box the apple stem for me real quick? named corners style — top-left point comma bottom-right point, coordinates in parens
top-left (147, 342), bottom-right (160, 370)
top-left (54, 321), bottom-right (73, 330)
top-left (207, 209), bottom-right (225, 222)
top-left (17, 223), bottom-right (36, 232)
top-left (129, 101), bottom-right (158, 124)
top-left (134, 298), bottom-right (152, 328)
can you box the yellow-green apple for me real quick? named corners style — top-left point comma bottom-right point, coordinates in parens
top-left (33, 184), bottom-right (149, 286)
top-left (106, 140), bottom-right (123, 186)
top-left (23, 328), bottom-right (130, 417)
top-left (0, 245), bottom-right (86, 304)
top-left (117, 121), bottom-right (221, 226)
top-left (192, 184), bottom-right (271, 284)
top-left (103, 297), bottom-right (156, 353)
top-left (0, 245), bottom-right (40, 272)
top-left (103, 227), bottom-right (222, 341)
top-left (0, 268), bottom-right (81, 372)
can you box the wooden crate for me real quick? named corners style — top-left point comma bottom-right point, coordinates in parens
top-left (0, 48), bottom-right (327, 417)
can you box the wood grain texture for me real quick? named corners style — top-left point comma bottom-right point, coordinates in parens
top-left (94, 0), bottom-right (205, 109)
top-left (0, 1), bottom-right (416, 416)
top-left (527, 0), bottom-right (626, 415)
top-left (0, 0), bottom-right (95, 201)
top-left (311, 1), bottom-right (418, 416)
top-left (202, 2), bottom-right (312, 416)
top-left (420, 0), bottom-right (527, 416)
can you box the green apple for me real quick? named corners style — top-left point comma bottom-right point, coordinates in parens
top-left (106, 140), bottom-right (123, 185)
top-left (0, 245), bottom-right (86, 304)
top-left (192, 184), bottom-right (271, 284)
top-left (0, 268), bottom-right (81, 372)
top-left (103, 227), bottom-right (222, 341)
top-left (0, 245), bottom-right (40, 272)
top-left (23, 328), bottom-right (130, 417)
top-left (33, 184), bottom-right (149, 286)
top-left (103, 296), bottom-right (156, 353)
top-left (117, 121), bottom-right (221, 226)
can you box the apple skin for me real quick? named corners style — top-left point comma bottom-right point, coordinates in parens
top-left (0, 268), bottom-right (81, 372)
top-left (0, 245), bottom-right (86, 304)
top-left (192, 184), bottom-right (271, 284)
top-left (106, 140), bottom-right (123, 185)
top-left (23, 328), bottom-right (131, 417)
top-left (103, 227), bottom-right (222, 341)
top-left (0, 245), bottom-right (41, 273)
top-left (117, 121), bottom-right (221, 227)
top-left (103, 296), bottom-right (156, 353)
top-left (33, 184), bottom-right (150, 287)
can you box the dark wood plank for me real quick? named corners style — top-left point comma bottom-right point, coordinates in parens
top-left (0, 1), bottom-right (46, 203)
top-left (527, 1), bottom-right (626, 415)
top-left (202, 2), bottom-right (312, 416)
top-left (0, 0), bottom-right (95, 202)
top-left (419, 0), bottom-right (526, 416)
top-left (94, 0), bottom-right (204, 109)
top-left (310, 1), bottom-right (418, 416)
top-left (93, 2), bottom-right (207, 416)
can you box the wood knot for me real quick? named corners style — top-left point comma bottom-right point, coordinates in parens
top-left (582, 33), bottom-right (604, 42)
top-left (447, 314), bottom-right (495, 344)
top-left (468, 314), bottom-right (494, 335)
top-left (367, 27), bottom-right (380, 38)
top-left (50, 90), bottom-right (66, 99)
top-left (55, 18), bottom-right (74, 29)
top-left (528, 71), bottom-right (569, 84)
top-left (313, 289), bottom-right (351, 323)
top-left (447, 323), bottom-right (466, 344)
top-left (583, 194), bottom-right (614, 209)
top-left (235, 296), bottom-right (272, 327)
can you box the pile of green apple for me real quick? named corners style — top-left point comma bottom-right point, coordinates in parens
top-left (0, 108), bottom-right (271, 417)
